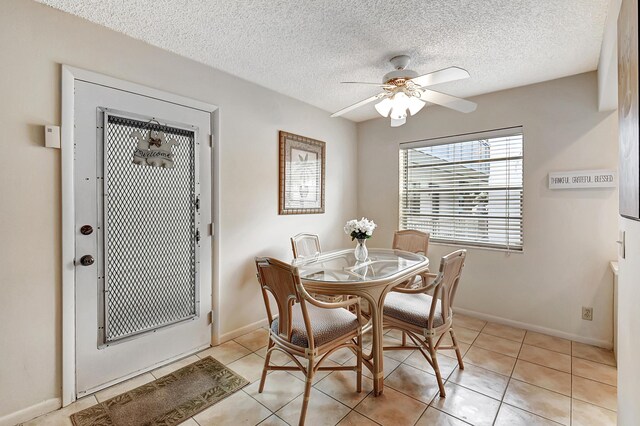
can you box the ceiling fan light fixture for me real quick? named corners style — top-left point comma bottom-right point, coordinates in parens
top-left (389, 109), bottom-right (407, 120)
top-left (330, 55), bottom-right (476, 127)
top-left (374, 97), bottom-right (393, 117)
top-left (389, 92), bottom-right (411, 120)
top-left (390, 117), bottom-right (406, 127)
top-left (407, 96), bottom-right (426, 116)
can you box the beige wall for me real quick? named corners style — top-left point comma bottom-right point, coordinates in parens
top-left (0, 0), bottom-right (357, 419)
top-left (357, 72), bottom-right (619, 346)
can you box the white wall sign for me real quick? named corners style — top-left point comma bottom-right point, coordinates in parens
top-left (549, 169), bottom-right (617, 189)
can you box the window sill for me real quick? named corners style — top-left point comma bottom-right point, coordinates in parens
top-left (430, 240), bottom-right (524, 254)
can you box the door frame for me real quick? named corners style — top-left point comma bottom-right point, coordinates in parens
top-left (61, 65), bottom-right (221, 406)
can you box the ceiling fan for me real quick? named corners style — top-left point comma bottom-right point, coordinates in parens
top-left (331, 55), bottom-right (477, 127)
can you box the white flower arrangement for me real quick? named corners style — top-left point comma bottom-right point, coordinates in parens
top-left (344, 217), bottom-right (377, 241)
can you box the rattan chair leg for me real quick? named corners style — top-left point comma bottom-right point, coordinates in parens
top-left (299, 357), bottom-right (314, 426)
top-left (258, 340), bottom-right (274, 393)
top-left (428, 336), bottom-right (446, 397)
top-left (356, 336), bottom-right (363, 393)
top-left (449, 328), bottom-right (465, 369)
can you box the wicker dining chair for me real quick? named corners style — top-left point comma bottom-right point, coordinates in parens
top-left (392, 229), bottom-right (432, 289)
top-left (392, 229), bottom-right (430, 255)
top-left (255, 257), bottom-right (363, 426)
top-left (290, 233), bottom-right (322, 259)
top-left (291, 233), bottom-right (345, 303)
top-left (382, 249), bottom-right (467, 397)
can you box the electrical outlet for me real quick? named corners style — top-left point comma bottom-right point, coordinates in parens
top-left (582, 307), bottom-right (593, 321)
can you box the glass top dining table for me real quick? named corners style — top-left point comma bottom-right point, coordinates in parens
top-left (293, 248), bottom-right (430, 396)
top-left (294, 248), bottom-right (427, 283)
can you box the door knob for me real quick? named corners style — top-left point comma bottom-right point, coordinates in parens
top-left (79, 255), bottom-right (95, 266)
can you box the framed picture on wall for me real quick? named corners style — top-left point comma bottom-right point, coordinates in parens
top-left (279, 131), bottom-right (325, 215)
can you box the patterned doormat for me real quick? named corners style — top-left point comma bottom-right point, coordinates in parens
top-left (71, 356), bottom-right (249, 426)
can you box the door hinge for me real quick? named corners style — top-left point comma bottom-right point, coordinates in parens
top-left (209, 223), bottom-right (213, 236)
top-left (195, 197), bottom-right (200, 210)
top-left (209, 134), bottom-right (213, 147)
top-left (207, 311), bottom-right (213, 325)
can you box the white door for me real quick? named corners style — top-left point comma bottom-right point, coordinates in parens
top-left (74, 80), bottom-right (213, 397)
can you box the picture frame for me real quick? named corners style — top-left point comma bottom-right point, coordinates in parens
top-left (279, 131), bottom-right (326, 215)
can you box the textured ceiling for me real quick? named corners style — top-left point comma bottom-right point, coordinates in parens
top-left (36, 0), bottom-right (610, 122)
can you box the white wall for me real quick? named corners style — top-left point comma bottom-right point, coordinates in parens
top-left (0, 0), bottom-right (357, 420)
top-left (617, 218), bottom-right (640, 424)
top-left (357, 72), bottom-right (618, 346)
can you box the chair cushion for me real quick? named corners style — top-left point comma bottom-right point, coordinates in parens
top-left (383, 292), bottom-right (445, 329)
top-left (271, 303), bottom-right (359, 347)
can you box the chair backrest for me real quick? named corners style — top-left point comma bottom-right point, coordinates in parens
top-left (392, 230), bottom-right (430, 255)
top-left (254, 257), bottom-right (312, 344)
top-left (291, 233), bottom-right (322, 259)
top-left (429, 250), bottom-right (466, 328)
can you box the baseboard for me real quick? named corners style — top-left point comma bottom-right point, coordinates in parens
top-left (218, 318), bottom-right (269, 344)
top-left (0, 398), bottom-right (61, 426)
top-left (455, 307), bottom-right (612, 349)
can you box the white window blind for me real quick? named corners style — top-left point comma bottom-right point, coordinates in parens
top-left (399, 127), bottom-right (524, 251)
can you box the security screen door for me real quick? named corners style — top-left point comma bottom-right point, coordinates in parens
top-left (74, 80), bottom-right (212, 397)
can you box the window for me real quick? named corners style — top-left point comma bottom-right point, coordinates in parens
top-left (399, 127), bottom-right (523, 251)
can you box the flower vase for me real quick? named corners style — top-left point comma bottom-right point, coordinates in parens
top-left (354, 238), bottom-right (368, 262)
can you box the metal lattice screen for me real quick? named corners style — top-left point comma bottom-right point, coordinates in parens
top-left (103, 113), bottom-right (198, 343)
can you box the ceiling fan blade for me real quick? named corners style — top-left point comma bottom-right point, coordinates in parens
top-left (341, 81), bottom-right (395, 88)
top-left (418, 89), bottom-right (477, 113)
top-left (410, 66), bottom-right (470, 88)
top-left (331, 93), bottom-right (387, 117)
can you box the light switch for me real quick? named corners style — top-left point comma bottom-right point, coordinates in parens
top-left (45, 125), bottom-right (60, 149)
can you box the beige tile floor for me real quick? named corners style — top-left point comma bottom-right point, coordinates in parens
top-left (24, 316), bottom-right (618, 426)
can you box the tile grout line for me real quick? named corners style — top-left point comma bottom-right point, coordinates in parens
top-left (490, 326), bottom-right (523, 426)
top-left (250, 334), bottom-right (371, 425)
top-left (194, 340), bottom-right (280, 425)
top-left (493, 328), bottom-right (574, 426)
top-left (242, 382), bottom-right (304, 422)
top-left (241, 386), bottom-right (285, 415)
top-left (350, 388), bottom-right (388, 426)
top-left (411, 404), bottom-right (429, 426)
top-left (252, 346), bottom-right (362, 424)
top-left (492, 329), bottom-right (575, 426)
top-left (255, 412), bottom-right (289, 426)
top-left (570, 362), bottom-right (618, 386)
top-left (427, 325), bottom-right (490, 424)
top-left (473, 340), bottom-right (575, 376)
top-left (239, 349), bottom-right (306, 422)
top-left (570, 340), bottom-right (573, 425)
top-left (428, 406), bottom-right (475, 425)
top-left (426, 318), bottom-right (490, 425)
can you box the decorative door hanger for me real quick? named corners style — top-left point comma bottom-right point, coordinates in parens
top-left (131, 123), bottom-right (178, 168)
